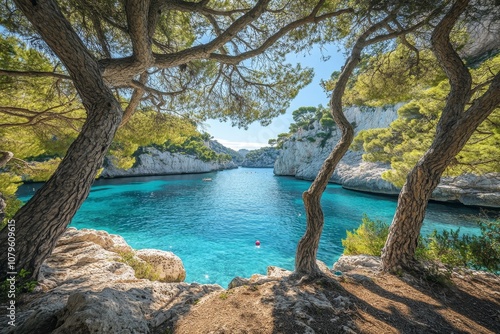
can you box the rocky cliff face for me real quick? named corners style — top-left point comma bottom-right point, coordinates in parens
top-left (274, 104), bottom-right (500, 208)
top-left (101, 147), bottom-right (237, 178)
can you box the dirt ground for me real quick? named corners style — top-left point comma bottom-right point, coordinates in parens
top-left (170, 268), bottom-right (500, 334)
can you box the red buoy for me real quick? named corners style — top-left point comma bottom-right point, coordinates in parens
top-left (255, 240), bottom-right (261, 246)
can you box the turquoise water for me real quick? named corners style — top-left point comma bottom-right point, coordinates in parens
top-left (18, 168), bottom-right (487, 287)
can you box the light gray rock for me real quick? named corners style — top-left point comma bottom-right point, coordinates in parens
top-left (136, 249), bottom-right (186, 282)
top-left (227, 274), bottom-right (278, 289)
top-left (432, 174), bottom-right (500, 207)
top-left (274, 104), bottom-right (500, 207)
top-left (461, 9), bottom-right (500, 60)
top-left (56, 227), bottom-right (133, 253)
top-left (267, 266), bottom-right (292, 278)
top-left (333, 255), bottom-right (382, 273)
top-left (101, 148), bottom-right (237, 178)
top-left (7, 229), bottom-right (222, 334)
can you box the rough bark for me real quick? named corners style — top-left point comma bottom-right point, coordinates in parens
top-left (0, 0), bottom-right (122, 280)
top-left (381, 0), bottom-right (500, 271)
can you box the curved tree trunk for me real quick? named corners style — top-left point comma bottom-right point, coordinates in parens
top-left (381, 0), bottom-right (500, 271)
top-left (0, 0), bottom-right (122, 281)
top-left (294, 14), bottom-right (398, 276)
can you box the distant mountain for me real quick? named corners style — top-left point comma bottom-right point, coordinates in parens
top-left (207, 141), bottom-right (280, 168)
top-left (241, 147), bottom-right (279, 168)
top-left (238, 149), bottom-right (250, 158)
top-left (209, 140), bottom-right (245, 164)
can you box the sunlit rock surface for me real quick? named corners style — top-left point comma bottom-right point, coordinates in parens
top-left (6, 228), bottom-right (221, 333)
top-left (101, 148), bottom-right (237, 178)
top-left (136, 249), bottom-right (186, 282)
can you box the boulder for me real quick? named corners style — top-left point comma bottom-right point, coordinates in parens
top-left (57, 227), bottom-right (132, 253)
top-left (135, 249), bottom-right (186, 282)
top-left (333, 255), bottom-right (381, 273)
top-left (8, 228), bottom-right (222, 334)
top-left (267, 266), bottom-right (292, 278)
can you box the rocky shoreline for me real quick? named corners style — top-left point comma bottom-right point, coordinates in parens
top-left (2, 228), bottom-right (222, 333)
top-left (4, 228), bottom-right (499, 333)
top-left (98, 104), bottom-right (499, 207)
top-left (1, 228), bottom-right (348, 333)
top-left (274, 105), bottom-right (500, 208)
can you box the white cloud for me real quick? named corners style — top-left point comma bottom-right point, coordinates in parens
top-left (213, 139), bottom-right (267, 151)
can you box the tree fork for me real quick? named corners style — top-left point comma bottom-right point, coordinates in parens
top-left (294, 6), bottom-right (440, 276)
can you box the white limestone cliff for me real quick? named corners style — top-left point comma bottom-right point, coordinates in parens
top-left (101, 147), bottom-right (237, 178)
top-left (274, 104), bottom-right (500, 208)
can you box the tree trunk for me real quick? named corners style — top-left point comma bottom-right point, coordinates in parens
top-left (294, 14), bottom-right (398, 276)
top-left (382, 0), bottom-right (500, 271)
top-left (0, 0), bottom-right (122, 281)
top-left (295, 123), bottom-right (353, 277)
top-left (381, 132), bottom-right (468, 270)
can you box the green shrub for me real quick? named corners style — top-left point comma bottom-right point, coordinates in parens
top-left (320, 117), bottom-right (335, 128)
top-left (343, 215), bottom-right (500, 273)
top-left (0, 268), bottom-right (38, 302)
top-left (421, 229), bottom-right (469, 268)
top-left (117, 251), bottom-right (160, 281)
top-left (419, 218), bottom-right (500, 272)
top-left (342, 215), bottom-right (389, 256)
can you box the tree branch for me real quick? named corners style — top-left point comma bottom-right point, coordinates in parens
top-left (0, 69), bottom-right (71, 80)
top-left (126, 0), bottom-right (153, 65)
top-left (431, 0), bottom-right (472, 123)
top-left (208, 7), bottom-right (354, 65)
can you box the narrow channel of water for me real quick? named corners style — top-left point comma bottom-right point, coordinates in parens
top-left (18, 168), bottom-right (490, 287)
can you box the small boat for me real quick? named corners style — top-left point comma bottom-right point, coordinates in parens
top-left (202, 178), bottom-right (212, 182)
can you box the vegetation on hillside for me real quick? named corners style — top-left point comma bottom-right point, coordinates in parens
top-left (269, 105), bottom-right (336, 149)
top-left (241, 147), bottom-right (279, 166)
top-left (208, 140), bottom-right (245, 165)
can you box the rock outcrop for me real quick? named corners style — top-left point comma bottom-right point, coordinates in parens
top-left (136, 249), bottom-right (186, 282)
top-left (274, 105), bottom-right (401, 191)
top-left (5, 228), bottom-right (221, 333)
top-left (274, 104), bottom-right (500, 207)
top-left (101, 147), bottom-right (237, 178)
top-left (333, 255), bottom-right (382, 273)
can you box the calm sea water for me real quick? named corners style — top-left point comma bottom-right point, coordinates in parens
top-left (18, 168), bottom-right (487, 287)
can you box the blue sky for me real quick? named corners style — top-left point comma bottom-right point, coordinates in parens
top-left (204, 44), bottom-right (345, 151)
